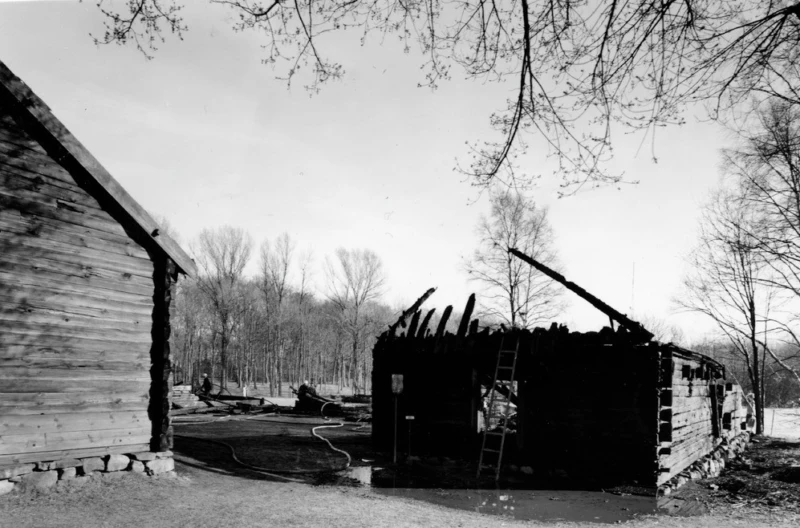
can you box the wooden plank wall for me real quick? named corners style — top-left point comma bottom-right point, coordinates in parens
top-left (0, 108), bottom-right (153, 465)
top-left (657, 350), bottom-right (746, 485)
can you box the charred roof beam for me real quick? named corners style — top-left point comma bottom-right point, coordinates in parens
top-left (508, 247), bottom-right (654, 342)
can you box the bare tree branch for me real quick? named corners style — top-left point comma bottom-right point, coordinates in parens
top-left (94, 1), bottom-right (800, 191)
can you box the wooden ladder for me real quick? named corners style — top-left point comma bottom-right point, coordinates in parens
top-left (477, 335), bottom-right (520, 481)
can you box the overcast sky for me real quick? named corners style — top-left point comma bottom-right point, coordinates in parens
top-left (0, 0), bottom-right (733, 342)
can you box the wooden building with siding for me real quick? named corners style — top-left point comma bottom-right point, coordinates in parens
top-left (0, 60), bottom-right (196, 468)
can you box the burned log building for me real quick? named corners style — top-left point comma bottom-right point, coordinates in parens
top-left (373, 256), bottom-right (749, 490)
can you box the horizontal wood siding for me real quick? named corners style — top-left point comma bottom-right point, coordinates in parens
top-left (0, 106), bottom-right (154, 465)
top-left (657, 353), bottom-right (745, 485)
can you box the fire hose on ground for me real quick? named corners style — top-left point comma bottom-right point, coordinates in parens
top-left (172, 400), bottom-right (357, 481)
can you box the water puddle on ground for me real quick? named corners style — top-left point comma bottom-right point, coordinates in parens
top-left (337, 467), bottom-right (660, 524)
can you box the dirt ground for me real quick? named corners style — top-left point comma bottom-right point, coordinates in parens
top-left (0, 455), bottom-right (797, 528)
top-left (2, 414), bottom-right (799, 527)
top-left (664, 437), bottom-right (800, 516)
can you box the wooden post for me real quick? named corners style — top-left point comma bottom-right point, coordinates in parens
top-left (149, 257), bottom-right (177, 452)
top-left (435, 306), bottom-right (453, 338)
top-left (416, 309), bottom-right (436, 339)
top-left (385, 287), bottom-right (436, 337)
top-left (407, 310), bottom-right (421, 339)
top-left (456, 294), bottom-right (476, 339)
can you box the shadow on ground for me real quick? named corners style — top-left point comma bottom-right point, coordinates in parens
top-left (173, 413), bottom-right (662, 523)
top-left (173, 415), bottom-right (800, 524)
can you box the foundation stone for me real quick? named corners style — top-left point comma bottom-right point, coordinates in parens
top-left (0, 464), bottom-right (35, 479)
top-left (81, 457), bottom-right (105, 473)
top-left (19, 470), bottom-right (58, 491)
top-left (0, 480), bottom-right (15, 495)
top-left (105, 455), bottom-right (130, 472)
top-left (59, 467), bottom-right (77, 480)
top-left (146, 458), bottom-right (174, 475)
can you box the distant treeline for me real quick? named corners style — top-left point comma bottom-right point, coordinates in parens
top-left (166, 227), bottom-right (462, 396)
top-left (170, 275), bottom-right (393, 395)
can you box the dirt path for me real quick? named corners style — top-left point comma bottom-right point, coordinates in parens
top-left (1, 456), bottom-right (798, 528)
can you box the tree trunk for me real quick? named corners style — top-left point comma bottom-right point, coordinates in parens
top-left (220, 331), bottom-right (228, 392)
top-left (750, 299), bottom-right (763, 435)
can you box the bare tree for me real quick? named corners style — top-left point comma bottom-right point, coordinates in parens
top-left (95, 1), bottom-right (800, 191)
top-left (676, 189), bottom-right (774, 433)
top-left (728, 102), bottom-right (800, 286)
top-left (466, 190), bottom-right (564, 329)
top-left (171, 233), bottom-right (397, 397)
top-left (325, 247), bottom-right (386, 393)
top-left (258, 232), bottom-right (295, 396)
top-left (193, 226), bottom-right (253, 391)
top-left (292, 249), bottom-right (314, 386)
top-left (638, 314), bottom-right (685, 346)
top-left (724, 100), bottom-right (800, 389)
top-left (170, 277), bottom-right (209, 387)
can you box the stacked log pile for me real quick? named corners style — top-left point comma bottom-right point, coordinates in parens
top-left (171, 385), bottom-right (201, 409)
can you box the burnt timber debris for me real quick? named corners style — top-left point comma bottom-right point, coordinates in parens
top-left (0, 60), bottom-right (195, 487)
top-left (373, 250), bottom-right (749, 491)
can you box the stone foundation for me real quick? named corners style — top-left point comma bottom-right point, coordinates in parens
top-left (658, 432), bottom-right (750, 496)
top-left (0, 451), bottom-right (174, 495)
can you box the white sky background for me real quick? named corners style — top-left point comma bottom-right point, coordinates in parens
top-left (0, 0), bottom-right (731, 342)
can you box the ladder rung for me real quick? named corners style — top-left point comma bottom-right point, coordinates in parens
top-left (482, 448), bottom-right (501, 453)
top-left (499, 350), bottom-right (517, 354)
top-left (485, 431), bottom-right (503, 436)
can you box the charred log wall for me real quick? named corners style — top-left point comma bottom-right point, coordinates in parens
top-left (373, 325), bottom-right (661, 484)
top-left (519, 340), bottom-right (660, 485)
top-left (372, 320), bottom-right (748, 487)
top-left (372, 333), bottom-right (481, 458)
